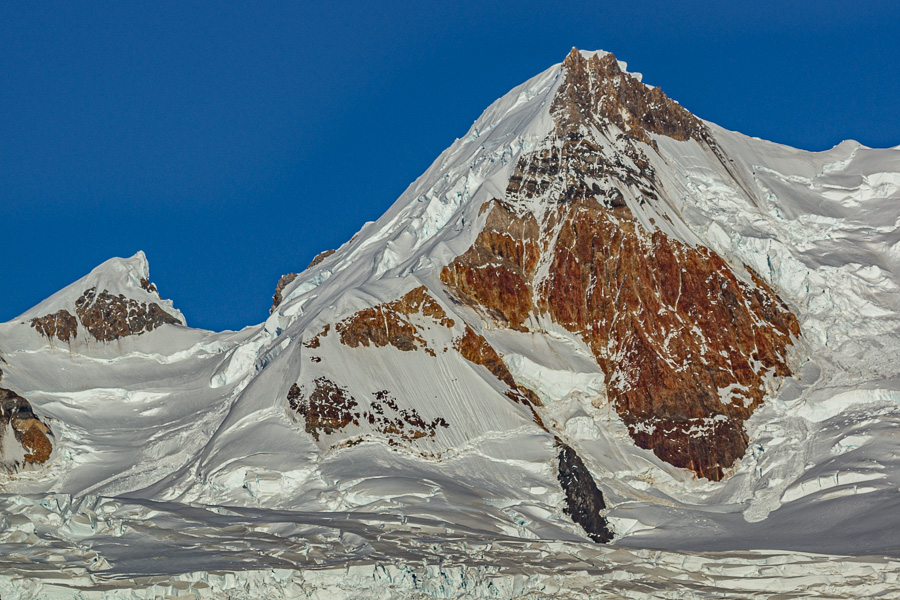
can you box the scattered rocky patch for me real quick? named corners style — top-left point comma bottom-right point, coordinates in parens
top-left (288, 378), bottom-right (359, 442)
top-left (304, 324), bottom-right (330, 349)
top-left (363, 390), bottom-right (449, 442)
top-left (441, 49), bottom-right (800, 480)
top-left (287, 380), bottom-right (449, 444)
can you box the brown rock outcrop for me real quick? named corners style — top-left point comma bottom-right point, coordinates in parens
top-left (454, 326), bottom-right (518, 391)
top-left (453, 325), bottom-right (544, 431)
top-left (336, 286), bottom-right (454, 355)
top-left (304, 324), bottom-right (330, 349)
top-left (31, 309), bottom-right (78, 343)
top-left (1, 388), bottom-right (53, 466)
top-left (271, 273), bottom-right (299, 313)
top-left (307, 249), bottom-right (336, 270)
top-left (75, 287), bottom-right (180, 342)
top-left (441, 49), bottom-right (800, 480)
top-left (555, 49), bottom-right (708, 147)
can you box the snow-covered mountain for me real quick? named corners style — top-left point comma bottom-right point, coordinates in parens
top-left (2, 49), bottom-right (899, 598)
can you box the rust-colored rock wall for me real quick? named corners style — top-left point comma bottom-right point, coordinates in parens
top-left (441, 49), bottom-right (800, 480)
top-left (454, 326), bottom-right (519, 391)
top-left (452, 325), bottom-right (544, 428)
top-left (336, 286), bottom-right (454, 355)
top-left (441, 201), bottom-right (539, 330)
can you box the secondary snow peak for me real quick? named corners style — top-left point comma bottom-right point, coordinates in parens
top-left (13, 250), bottom-right (185, 344)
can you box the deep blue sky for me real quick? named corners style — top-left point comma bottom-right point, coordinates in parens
top-left (3, 2), bottom-right (899, 331)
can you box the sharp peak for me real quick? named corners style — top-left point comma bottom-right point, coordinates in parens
top-left (88, 251), bottom-right (151, 281)
top-left (12, 250), bottom-right (177, 323)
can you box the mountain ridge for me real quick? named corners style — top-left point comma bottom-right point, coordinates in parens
top-left (2, 48), bottom-right (899, 598)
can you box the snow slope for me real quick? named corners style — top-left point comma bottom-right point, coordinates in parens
top-left (1, 50), bottom-right (899, 598)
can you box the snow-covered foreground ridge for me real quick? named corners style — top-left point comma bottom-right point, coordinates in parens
top-left (2, 48), bottom-right (900, 596)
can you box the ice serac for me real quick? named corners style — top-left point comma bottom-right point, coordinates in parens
top-left (442, 48), bottom-right (800, 480)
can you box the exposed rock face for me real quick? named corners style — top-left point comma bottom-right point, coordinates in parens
top-left (74, 288), bottom-right (180, 342)
top-left (304, 324), bottom-right (330, 349)
top-left (556, 439), bottom-right (613, 543)
top-left (453, 326), bottom-right (541, 408)
top-left (271, 273), bottom-right (299, 313)
top-left (1, 388), bottom-right (53, 467)
top-left (554, 49), bottom-right (708, 147)
top-left (454, 326), bottom-right (518, 390)
top-left (441, 49), bottom-right (800, 480)
top-left (31, 309), bottom-right (78, 343)
top-left (441, 201), bottom-right (539, 330)
top-left (288, 378), bottom-right (359, 442)
top-left (307, 249), bottom-right (336, 270)
top-left (336, 286), bottom-right (454, 356)
top-left (364, 390), bottom-right (449, 442)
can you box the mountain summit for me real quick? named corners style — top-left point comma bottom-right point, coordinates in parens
top-left (2, 49), bottom-right (900, 597)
